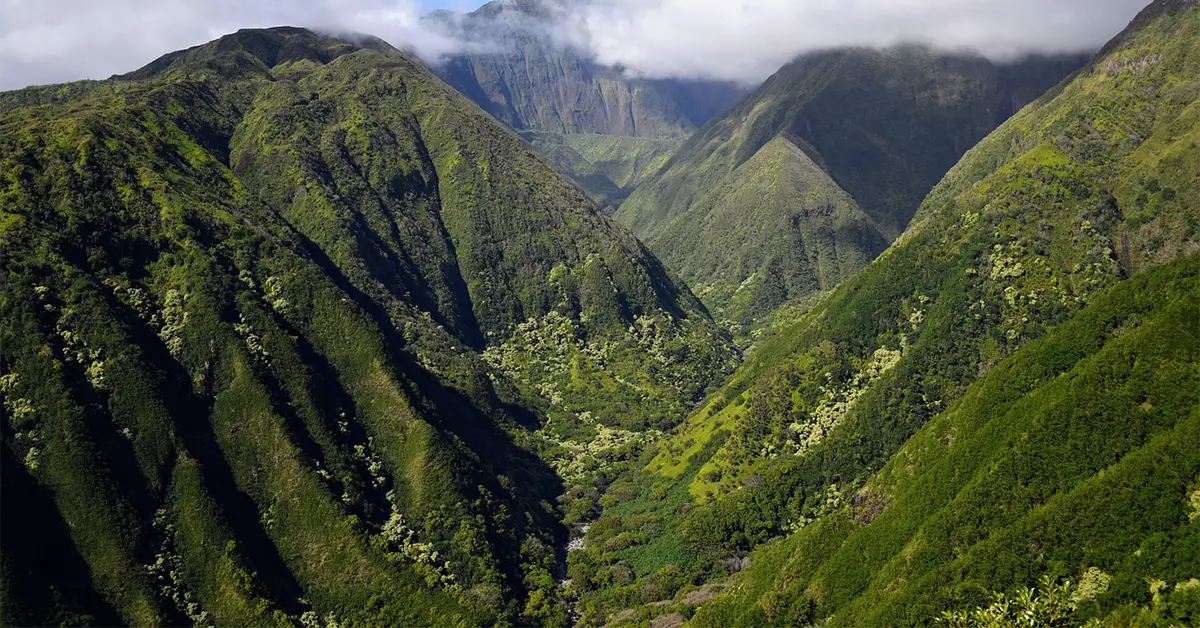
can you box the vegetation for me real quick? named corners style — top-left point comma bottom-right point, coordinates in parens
top-left (689, 254), bottom-right (1200, 626)
top-left (520, 132), bottom-right (681, 212)
top-left (616, 46), bottom-right (1087, 333)
top-left (562, 135), bottom-right (680, 193)
top-left (572, 1), bottom-right (1200, 624)
top-left (432, 0), bottom-right (744, 211)
top-left (939, 573), bottom-right (1200, 628)
top-left (0, 26), bottom-right (734, 626)
top-left (4, 1), bottom-right (1200, 626)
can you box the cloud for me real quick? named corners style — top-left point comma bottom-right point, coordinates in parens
top-left (0, 0), bottom-right (459, 90)
top-left (0, 0), bottom-right (1154, 91)
top-left (563, 0), bottom-right (1152, 84)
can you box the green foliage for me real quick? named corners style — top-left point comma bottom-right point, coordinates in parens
top-left (938, 575), bottom-right (1090, 627)
top-left (940, 574), bottom-right (1200, 628)
top-left (590, 2), bottom-right (1200, 625)
top-left (520, 132), bottom-right (681, 211)
top-left (0, 25), bottom-right (734, 626)
top-left (4, 3), bottom-right (1199, 627)
top-left (520, 132), bottom-right (628, 209)
top-left (690, 253), bottom-right (1200, 627)
top-left (563, 134), bottom-right (679, 191)
top-left (616, 46), bottom-right (1087, 332)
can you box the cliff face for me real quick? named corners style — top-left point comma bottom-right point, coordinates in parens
top-left (434, 0), bottom-right (745, 140)
top-left (431, 0), bottom-right (748, 209)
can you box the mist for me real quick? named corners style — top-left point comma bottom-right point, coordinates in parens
top-left (562, 0), bottom-right (1153, 83)
top-left (0, 0), bottom-right (1153, 91)
top-left (0, 0), bottom-right (455, 91)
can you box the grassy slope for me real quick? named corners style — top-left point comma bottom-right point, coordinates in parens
top-left (0, 27), bottom-right (734, 627)
top-left (693, 253), bottom-right (1200, 626)
top-left (571, 2), bottom-right (1200, 624)
top-left (657, 0), bottom-right (1200, 516)
top-left (522, 132), bottom-right (627, 209)
top-left (616, 47), bottom-right (1086, 331)
top-left (521, 133), bottom-right (680, 211)
top-left (562, 135), bottom-right (680, 191)
top-left (647, 136), bottom-right (888, 329)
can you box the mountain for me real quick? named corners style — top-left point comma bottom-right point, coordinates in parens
top-left (615, 46), bottom-right (1089, 331)
top-left (0, 27), bottom-right (735, 627)
top-left (431, 0), bottom-right (747, 209)
top-left (518, 132), bottom-right (682, 210)
top-left (570, 1), bottom-right (1200, 624)
top-left (435, 0), bottom-right (741, 140)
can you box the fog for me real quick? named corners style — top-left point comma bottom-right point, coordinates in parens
top-left (0, 0), bottom-right (1153, 91)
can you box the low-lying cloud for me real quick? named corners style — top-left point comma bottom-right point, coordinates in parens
top-left (566, 0), bottom-right (1152, 83)
top-left (0, 0), bottom-right (457, 91)
top-left (0, 0), bottom-right (1153, 91)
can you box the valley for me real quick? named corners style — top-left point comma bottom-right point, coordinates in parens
top-left (1, 1), bottom-right (1198, 627)
top-left (433, 0), bottom-right (746, 212)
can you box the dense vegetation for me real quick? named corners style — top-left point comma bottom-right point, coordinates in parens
top-left (517, 132), bottom-right (681, 212)
top-left (3, 1), bottom-right (1199, 627)
top-left (431, 0), bottom-right (745, 210)
top-left (0, 27), bottom-right (735, 626)
top-left (691, 254), bottom-right (1200, 627)
top-left (616, 46), bottom-right (1087, 333)
top-left (570, 1), bottom-right (1200, 624)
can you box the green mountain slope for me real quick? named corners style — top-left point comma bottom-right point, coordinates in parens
top-left (432, 0), bottom-right (744, 209)
top-left (692, 253), bottom-right (1200, 627)
top-left (519, 132), bottom-right (681, 211)
top-left (561, 135), bottom-right (680, 193)
top-left (616, 47), bottom-right (1087, 330)
top-left (570, 1), bottom-right (1200, 624)
top-left (0, 27), bottom-right (734, 626)
top-left (642, 135), bottom-right (888, 329)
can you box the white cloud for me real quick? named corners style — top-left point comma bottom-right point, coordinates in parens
top-left (0, 0), bottom-right (458, 90)
top-left (567, 0), bottom-right (1152, 83)
top-left (0, 0), bottom-right (1154, 91)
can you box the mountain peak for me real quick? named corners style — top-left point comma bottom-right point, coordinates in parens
top-left (117, 27), bottom-right (376, 81)
top-left (0, 20), bottom-right (736, 627)
top-left (472, 0), bottom-right (555, 20)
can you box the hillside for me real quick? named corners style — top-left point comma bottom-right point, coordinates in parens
top-left (431, 0), bottom-right (746, 209)
top-left (518, 132), bottom-right (680, 210)
top-left (616, 47), bottom-right (1088, 331)
top-left (0, 27), bottom-right (735, 627)
top-left (571, 1), bottom-right (1200, 624)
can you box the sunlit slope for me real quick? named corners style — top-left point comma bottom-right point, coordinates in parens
top-left (0, 26), bottom-right (735, 626)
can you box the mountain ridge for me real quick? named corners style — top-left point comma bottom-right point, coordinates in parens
top-left (615, 45), bottom-right (1089, 331)
top-left (568, 1), bottom-right (1200, 624)
top-left (3, 2), bottom-right (1199, 627)
top-left (429, 0), bottom-right (748, 209)
top-left (0, 26), bottom-right (735, 626)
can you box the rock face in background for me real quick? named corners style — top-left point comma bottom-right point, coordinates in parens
top-left (616, 46), bottom-right (1089, 332)
top-left (0, 27), bottom-right (735, 627)
top-left (431, 0), bottom-right (749, 209)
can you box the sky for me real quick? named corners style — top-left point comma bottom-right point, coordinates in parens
top-left (0, 0), bottom-right (1153, 92)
